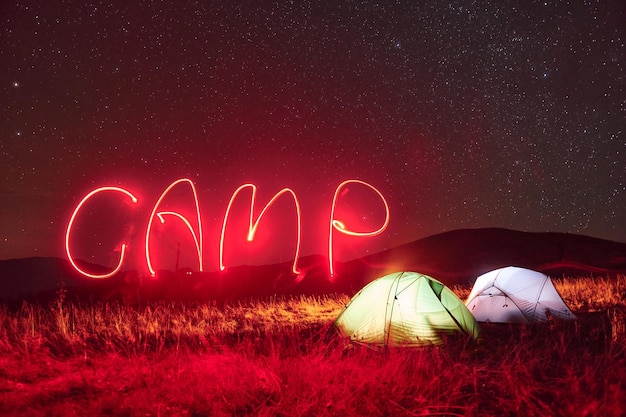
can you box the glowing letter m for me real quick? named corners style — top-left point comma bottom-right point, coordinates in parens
top-left (220, 184), bottom-right (302, 275)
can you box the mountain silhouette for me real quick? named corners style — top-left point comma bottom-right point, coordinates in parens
top-left (1, 228), bottom-right (624, 304)
top-left (333, 228), bottom-right (626, 292)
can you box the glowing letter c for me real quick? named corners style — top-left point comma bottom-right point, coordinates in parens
top-left (65, 187), bottom-right (138, 279)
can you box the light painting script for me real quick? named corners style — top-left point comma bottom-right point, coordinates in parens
top-left (65, 186), bottom-right (139, 279)
top-left (219, 183), bottom-right (302, 275)
top-left (65, 178), bottom-right (389, 279)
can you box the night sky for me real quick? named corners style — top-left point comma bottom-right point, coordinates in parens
top-left (1, 1), bottom-right (624, 273)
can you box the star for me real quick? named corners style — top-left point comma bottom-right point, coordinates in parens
top-left (0, 0), bottom-right (623, 267)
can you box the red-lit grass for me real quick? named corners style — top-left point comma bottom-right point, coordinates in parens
top-left (0, 275), bottom-right (624, 416)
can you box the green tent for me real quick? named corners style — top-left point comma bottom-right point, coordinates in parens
top-left (335, 271), bottom-right (480, 346)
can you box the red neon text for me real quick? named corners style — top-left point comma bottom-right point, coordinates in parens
top-left (219, 184), bottom-right (302, 275)
top-left (65, 179), bottom-right (389, 279)
top-left (328, 180), bottom-right (390, 276)
top-left (145, 178), bottom-right (204, 276)
top-left (65, 186), bottom-right (138, 279)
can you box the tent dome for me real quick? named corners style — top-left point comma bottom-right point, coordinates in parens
top-left (335, 271), bottom-right (480, 346)
top-left (465, 266), bottom-right (576, 323)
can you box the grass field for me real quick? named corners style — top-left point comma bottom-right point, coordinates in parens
top-left (0, 275), bottom-right (624, 416)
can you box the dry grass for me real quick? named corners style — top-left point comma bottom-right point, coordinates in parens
top-left (554, 274), bottom-right (626, 311)
top-left (0, 275), bottom-right (624, 416)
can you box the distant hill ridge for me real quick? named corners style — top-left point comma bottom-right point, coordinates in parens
top-left (1, 228), bottom-right (624, 303)
top-left (339, 228), bottom-right (626, 288)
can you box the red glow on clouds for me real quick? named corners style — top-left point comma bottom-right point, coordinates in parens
top-left (65, 178), bottom-right (389, 279)
top-left (65, 186), bottom-right (138, 279)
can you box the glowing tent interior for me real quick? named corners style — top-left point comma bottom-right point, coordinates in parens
top-left (464, 266), bottom-right (577, 324)
top-left (334, 271), bottom-right (480, 346)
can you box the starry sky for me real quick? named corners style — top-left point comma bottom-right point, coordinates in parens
top-left (1, 0), bottom-right (624, 272)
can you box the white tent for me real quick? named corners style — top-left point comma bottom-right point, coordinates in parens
top-left (465, 266), bottom-right (576, 323)
top-left (335, 271), bottom-right (480, 346)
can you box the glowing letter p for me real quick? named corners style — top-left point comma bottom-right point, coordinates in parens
top-left (328, 180), bottom-right (390, 277)
top-left (65, 187), bottom-right (138, 279)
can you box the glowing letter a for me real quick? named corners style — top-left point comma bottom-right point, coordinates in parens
top-left (145, 178), bottom-right (204, 276)
top-left (65, 187), bottom-right (138, 279)
top-left (328, 180), bottom-right (390, 277)
top-left (220, 184), bottom-right (302, 274)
